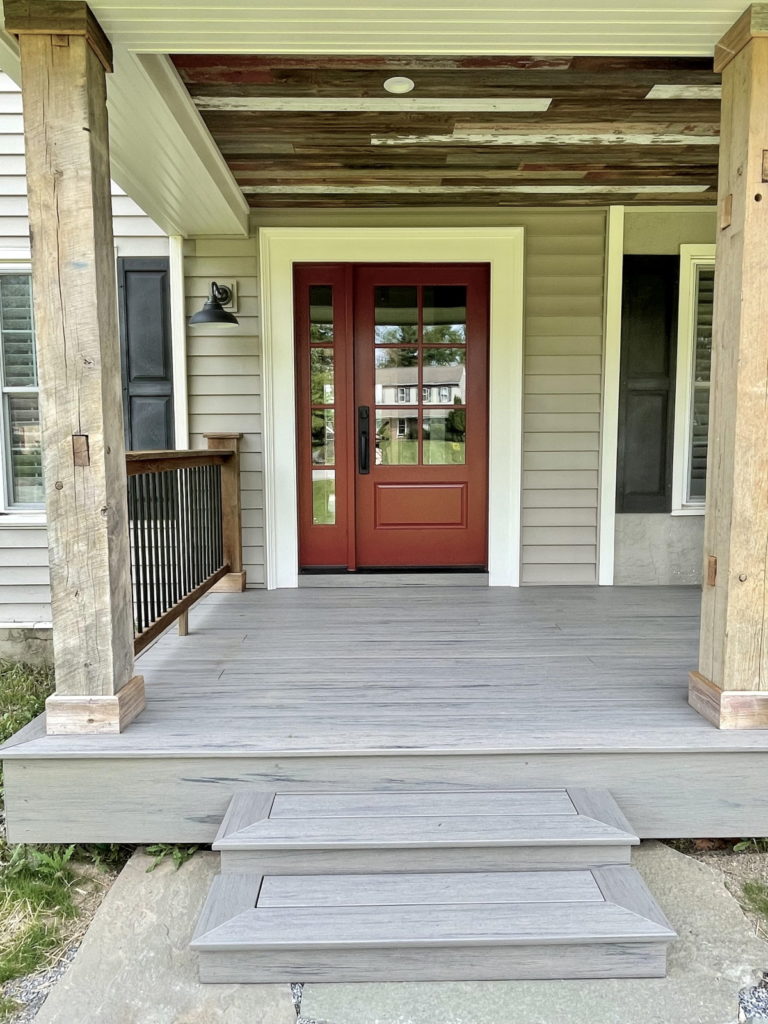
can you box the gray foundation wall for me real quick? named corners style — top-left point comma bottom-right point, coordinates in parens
top-left (614, 513), bottom-right (704, 585)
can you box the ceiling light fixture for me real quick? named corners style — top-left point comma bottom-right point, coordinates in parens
top-left (383, 76), bottom-right (415, 95)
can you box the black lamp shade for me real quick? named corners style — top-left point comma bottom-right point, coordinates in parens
top-left (189, 282), bottom-right (239, 326)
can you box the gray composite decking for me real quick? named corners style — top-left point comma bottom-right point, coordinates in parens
top-left (3, 585), bottom-right (768, 841)
top-left (213, 788), bottom-right (638, 873)
top-left (191, 862), bottom-right (675, 982)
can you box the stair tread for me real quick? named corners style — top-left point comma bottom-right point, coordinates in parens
top-left (215, 788), bottom-right (638, 850)
top-left (258, 869), bottom-right (604, 907)
top-left (191, 866), bottom-right (675, 951)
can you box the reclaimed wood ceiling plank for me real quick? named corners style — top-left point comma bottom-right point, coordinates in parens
top-left (169, 53), bottom-right (720, 208)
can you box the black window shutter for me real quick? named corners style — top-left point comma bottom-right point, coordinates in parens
top-left (616, 255), bottom-right (679, 513)
top-left (118, 257), bottom-right (174, 451)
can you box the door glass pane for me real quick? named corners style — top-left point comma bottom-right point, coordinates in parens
top-left (7, 393), bottom-right (43, 504)
top-left (375, 409), bottom-right (418, 465)
top-left (423, 407), bottom-right (466, 465)
top-left (423, 348), bottom-right (466, 404)
top-left (309, 285), bottom-right (333, 343)
top-left (423, 285), bottom-right (466, 345)
top-left (311, 409), bottom-right (335, 465)
top-left (310, 348), bottom-right (334, 404)
top-left (312, 469), bottom-right (335, 524)
top-left (374, 347), bottom-right (418, 404)
top-left (374, 286), bottom-right (418, 345)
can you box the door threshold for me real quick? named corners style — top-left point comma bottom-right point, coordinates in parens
top-left (298, 572), bottom-right (490, 588)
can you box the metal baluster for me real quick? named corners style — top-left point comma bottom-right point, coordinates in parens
top-left (129, 476), bottom-right (142, 635)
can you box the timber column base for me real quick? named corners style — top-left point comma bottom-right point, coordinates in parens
top-left (45, 675), bottom-right (145, 735)
top-left (689, 672), bottom-right (768, 730)
top-left (212, 571), bottom-right (247, 593)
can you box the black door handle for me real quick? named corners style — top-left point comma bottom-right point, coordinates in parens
top-left (358, 405), bottom-right (370, 474)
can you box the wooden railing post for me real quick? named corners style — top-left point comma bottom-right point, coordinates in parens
top-left (205, 433), bottom-right (246, 592)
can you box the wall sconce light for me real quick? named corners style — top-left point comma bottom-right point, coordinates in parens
top-left (189, 281), bottom-right (239, 326)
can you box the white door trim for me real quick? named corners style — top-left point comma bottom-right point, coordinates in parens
top-left (258, 226), bottom-right (525, 589)
top-left (598, 206), bottom-right (625, 584)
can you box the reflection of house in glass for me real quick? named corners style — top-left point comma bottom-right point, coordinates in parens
top-left (374, 359), bottom-right (467, 466)
top-left (374, 363), bottom-right (466, 405)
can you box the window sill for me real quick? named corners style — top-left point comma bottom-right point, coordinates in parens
top-left (671, 507), bottom-right (705, 517)
top-left (0, 511), bottom-right (47, 527)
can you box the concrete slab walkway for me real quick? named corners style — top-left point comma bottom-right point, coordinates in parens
top-left (33, 850), bottom-right (296, 1024)
top-left (299, 843), bottom-right (768, 1024)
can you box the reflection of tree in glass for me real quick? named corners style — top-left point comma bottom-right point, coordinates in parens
top-left (310, 348), bottom-right (334, 404)
top-left (376, 348), bottom-right (418, 367)
top-left (423, 323), bottom-right (466, 346)
top-left (446, 406), bottom-right (466, 441)
top-left (374, 325), bottom-right (418, 345)
top-left (310, 322), bottom-right (333, 343)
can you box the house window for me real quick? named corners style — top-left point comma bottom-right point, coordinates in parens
top-left (396, 418), bottom-right (407, 437)
top-left (0, 271), bottom-right (42, 509)
top-left (422, 385), bottom-right (430, 402)
top-left (672, 245), bottom-right (716, 513)
top-left (439, 386), bottom-right (450, 403)
top-left (396, 386), bottom-right (408, 403)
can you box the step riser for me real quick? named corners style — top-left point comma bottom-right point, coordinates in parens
top-left (198, 941), bottom-right (669, 984)
top-left (219, 845), bottom-right (633, 875)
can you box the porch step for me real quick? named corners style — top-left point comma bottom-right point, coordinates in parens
top-left (213, 788), bottom-right (639, 873)
top-left (191, 865), bottom-right (676, 983)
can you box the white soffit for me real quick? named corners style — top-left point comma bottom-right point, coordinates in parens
top-left (0, 27), bottom-right (248, 237)
top-left (87, 0), bottom-right (742, 57)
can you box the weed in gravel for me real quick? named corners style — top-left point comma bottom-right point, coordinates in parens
top-left (743, 880), bottom-right (768, 922)
top-left (145, 843), bottom-right (200, 871)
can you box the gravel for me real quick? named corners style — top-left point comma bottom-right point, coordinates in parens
top-left (2, 946), bottom-right (80, 1024)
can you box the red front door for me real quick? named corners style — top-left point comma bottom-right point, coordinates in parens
top-left (295, 263), bottom-right (489, 571)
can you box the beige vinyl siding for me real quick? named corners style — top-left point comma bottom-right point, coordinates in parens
top-left (185, 237), bottom-right (264, 586)
top-left (519, 210), bottom-right (605, 584)
top-left (0, 525), bottom-right (50, 625)
top-left (0, 73), bottom-right (168, 624)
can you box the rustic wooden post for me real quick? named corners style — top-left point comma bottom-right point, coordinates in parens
top-left (689, 4), bottom-right (768, 728)
top-left (5, 1), bottom-right (144, 733)
top-left (205, 432), bottom-right (246, 592)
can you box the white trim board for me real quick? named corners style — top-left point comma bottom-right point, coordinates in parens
top-left (258, 227), bottom-right (525, 589)
top-left (598, 206), bottom-right (624, 585)
top-left (672, 243), bottom-right (716, 515)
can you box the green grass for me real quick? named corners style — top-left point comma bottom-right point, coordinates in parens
top-left (0, 660), bottom-right (54, 793)
top-left (0, 663), bottom-right (82, 1018)
top-left (0, 995), bottom-right (19, 1018)
top-left (743, 881), bottom-right (768, 921)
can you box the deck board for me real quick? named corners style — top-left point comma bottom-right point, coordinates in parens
top-left (4, 585), bottom-right (768, 759)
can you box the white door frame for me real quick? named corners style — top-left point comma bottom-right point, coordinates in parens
top-left (258, 226), bottom-right (525, 589)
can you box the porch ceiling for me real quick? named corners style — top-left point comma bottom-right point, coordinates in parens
top-left (170, 55), bottom-right (720, 208)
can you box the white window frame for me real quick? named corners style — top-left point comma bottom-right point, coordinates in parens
top-left (671, 243), bottom-right (716, 515)
top-left (0, 260), bottom-right (45, 516)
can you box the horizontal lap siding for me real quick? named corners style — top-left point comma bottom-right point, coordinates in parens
top-left (185, 237), bottom-right (264, 585)
top-left (0, 526), bottom-right (50, 625)
top-left (519, 211), bottom-right (606, 584)
top-left (0, 74), bottom-right (167, 624)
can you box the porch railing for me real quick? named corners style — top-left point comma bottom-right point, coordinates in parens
top-left (126, 434), bottom-right (243, 655)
